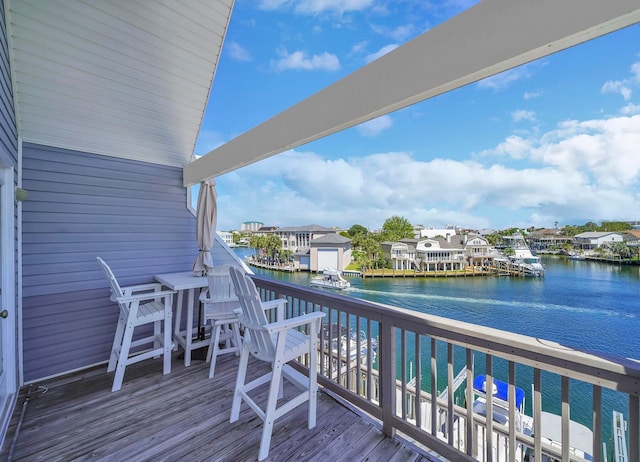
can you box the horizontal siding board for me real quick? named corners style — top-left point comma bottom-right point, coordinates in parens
top-left (22, 212), bottom-right (194, 226)
top-left (21, 144), bottom-right (219, 382)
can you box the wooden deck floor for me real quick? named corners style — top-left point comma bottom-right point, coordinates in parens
top-left (2, 352), bottom-right (436, 462)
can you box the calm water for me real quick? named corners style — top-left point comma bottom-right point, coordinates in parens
top-left (237, 249), bottom-right (639, 444)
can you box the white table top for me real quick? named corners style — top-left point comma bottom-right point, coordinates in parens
top-left (154, 271), bottom-right (208, 291)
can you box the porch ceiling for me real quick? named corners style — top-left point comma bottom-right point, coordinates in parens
top-left (7, 0), bottom-right (233, 167)
top-left (183, 0), bottom-right (640, 186)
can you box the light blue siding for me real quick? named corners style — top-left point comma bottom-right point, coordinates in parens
top-left (21, 143), bottom-right (224, 381)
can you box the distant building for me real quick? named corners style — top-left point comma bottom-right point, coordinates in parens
top-left (241, 221), bottom-right (264, 232)
top-left (309, 233), bottom-right (352, 272)
top-left (418, 226), bottom-right (457, 240)
top-left (526, 228), bottom-right (573, 250)
top-left (216, 230), bottom-right (234, 246)
top-left (573, 232), bottom-right (624, 250)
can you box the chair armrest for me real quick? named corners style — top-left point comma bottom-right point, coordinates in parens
top-left (261, 298), bottom-right (287, 322)
top-left (265, 311), bottom-right (325, 334)
top-left (115, 290), bottom-right (176, 303)
top-left (122, 283), bottom-right (163, 296)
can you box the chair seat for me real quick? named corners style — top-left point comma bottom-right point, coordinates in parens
top-left (245, 329), bottom-right (309, 363)
top-left (136, 300), bottom-right (167, 322)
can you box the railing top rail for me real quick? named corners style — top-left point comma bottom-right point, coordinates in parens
top-left (252, 275), bottom-right (640, 394)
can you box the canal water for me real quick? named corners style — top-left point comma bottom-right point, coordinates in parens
top-left (235, 248), bottom-right (639, 446)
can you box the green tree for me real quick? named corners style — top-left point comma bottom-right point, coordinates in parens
top-left (380, 215), bottom-right (414, 242)
top-left (599, 221), bottom-right (632, 232)
top-left (348, 224), bottom-right (367, 237)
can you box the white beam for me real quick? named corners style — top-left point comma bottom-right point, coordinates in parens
top-left (184, 0), bottom-right (640, 186)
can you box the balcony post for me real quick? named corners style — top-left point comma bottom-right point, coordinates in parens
top-left (380, 315), bottom-right (396, 437)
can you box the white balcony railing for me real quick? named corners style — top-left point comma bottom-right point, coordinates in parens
top-left (251, 275), bottom-right (639, 462)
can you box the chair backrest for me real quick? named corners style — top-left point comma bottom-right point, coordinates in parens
top-left (203, 265), bottom-right (238, 317)
top-left (229, 266), bottom-right (275, 362)
top-left (206, 265), bottom-right (235, 300)
top-left (97, 257), bottom-right (124, 302)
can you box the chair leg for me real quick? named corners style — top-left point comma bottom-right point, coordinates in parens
top-left (108, 313), bottom-right (126, 372)
top-left (230, 343), bottom-right (250, 423)
top-left (308, 341), bottom-right (319, 429)
top-left (208, 324), bottom-right (222, 379)
top-left (112, 321), bottom-right (135, 392)
top-left (259, 360), bottom-right (284, 461)
top-left (163, 310), bottom-right (172, 375)
top-left (231, 322), bottom-right (242, 356)
top-left (153, 319), bottom-right (161, 356)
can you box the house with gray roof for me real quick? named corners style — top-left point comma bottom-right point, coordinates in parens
top-left (574, 232), bottom-right (624, 250)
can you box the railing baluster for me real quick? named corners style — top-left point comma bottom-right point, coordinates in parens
top-left (593, 384), bottom-right (602, 462)
top-left (533, 368), bottom-right (542, 462)
top-left (401, 329), bottom-right (407, 420)
top-left (356, 316), bottom-right (362, 396)
top-left (431, 338), bottom-right (438, 436)
top-left (466, 348), bottom-right (474, 457)
top-left (486, 355), bottom-right (494, 462)
top-left (508, 361), bottom-right (516, 462)
top-left (366, 319), bottom-right (372, 401)
top-left (630, 394), bottom-right (639, 462)
top-left (415, 333), bottom-right (422, 430)
top-left (561, 376), bottom-right (570, 461)
top-left (380, 318), bottom-right (396, 437)
top-left (447, 343), bottom-right (454, 445)
top-left (345, 313), bottom-right (351, 391)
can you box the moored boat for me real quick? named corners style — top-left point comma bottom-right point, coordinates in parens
top-left (310, 268), bottom-right (351, 290)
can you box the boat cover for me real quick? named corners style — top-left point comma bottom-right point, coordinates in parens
top-left (473, 375), bottom-right (525, 409)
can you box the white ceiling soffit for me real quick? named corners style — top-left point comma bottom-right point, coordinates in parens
top-left (8, 0), bottom-right (234, 168)
top-left (184, 0), bottom-right (640, 186)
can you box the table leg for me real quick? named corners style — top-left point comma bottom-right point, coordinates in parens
top-left (174, 289), bottom-right (184, 341)
top-left (185, 288), bottom-right (195, 366)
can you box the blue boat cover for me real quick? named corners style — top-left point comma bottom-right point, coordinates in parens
top-left (473, 375), bottom-right (525, 408)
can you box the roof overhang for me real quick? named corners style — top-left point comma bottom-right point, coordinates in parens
top-left (8, 0), bottom-right (234, 168)
top-left (184, 0), bottom-right (640, 186)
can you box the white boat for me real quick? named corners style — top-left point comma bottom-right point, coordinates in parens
top-left (501, 234), bottom-right (545, 276)
top-left (310, 268), bottom-right (351, 290)
top-left (457, 374), bottom-right (598, 462)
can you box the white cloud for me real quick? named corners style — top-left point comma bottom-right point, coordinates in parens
top-left (601, 80), bottom-right (632, 100)
top-left (511, 110), bottom-right (536, 123)
top-left (600, 59), bottom-right (640, 100)
top-left (226, 41), bottom-right (251, 62)
top-left (258, 0), bottom-right (374, 14)
top-left (523, 90), bottom-right (542, 100)
top-left (215, 114), bottom-right (640, 231)
top-left (371, 23), bottom-right (417, 42)
top-left (356, 115), bottom-right (392, 136)
top-left (272, 49), bottom-right (340, 71)
top-left (365, 44), bottom-right (398, 63)
top-left (621, 103), bottom-right (640, 115)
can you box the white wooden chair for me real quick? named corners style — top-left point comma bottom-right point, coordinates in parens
top-left (198, 264), bottom-right (242, 378)
top-left (228, 266), bottom-right (325, 461)
top-left (97, 257), bottom-right (175, 392)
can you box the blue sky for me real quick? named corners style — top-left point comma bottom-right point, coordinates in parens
top-left (195, 1), bottom-right (640, 232)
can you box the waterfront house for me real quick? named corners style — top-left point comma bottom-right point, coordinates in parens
top-left (526, 228), bottom-right (574, 251)
top-left (1, 1), bottom-right (639, 461)
top-left (459, 234), bottom-right (498, 267)
top-left (381, 240), bottom-right (416, 270)
top-left (415, 237), bottom-right (466, 272)
top-left (573, 231), bottom-right (625, 251)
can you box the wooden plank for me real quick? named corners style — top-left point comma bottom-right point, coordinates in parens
top-left (2, 353), bottom-right (426, 461)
